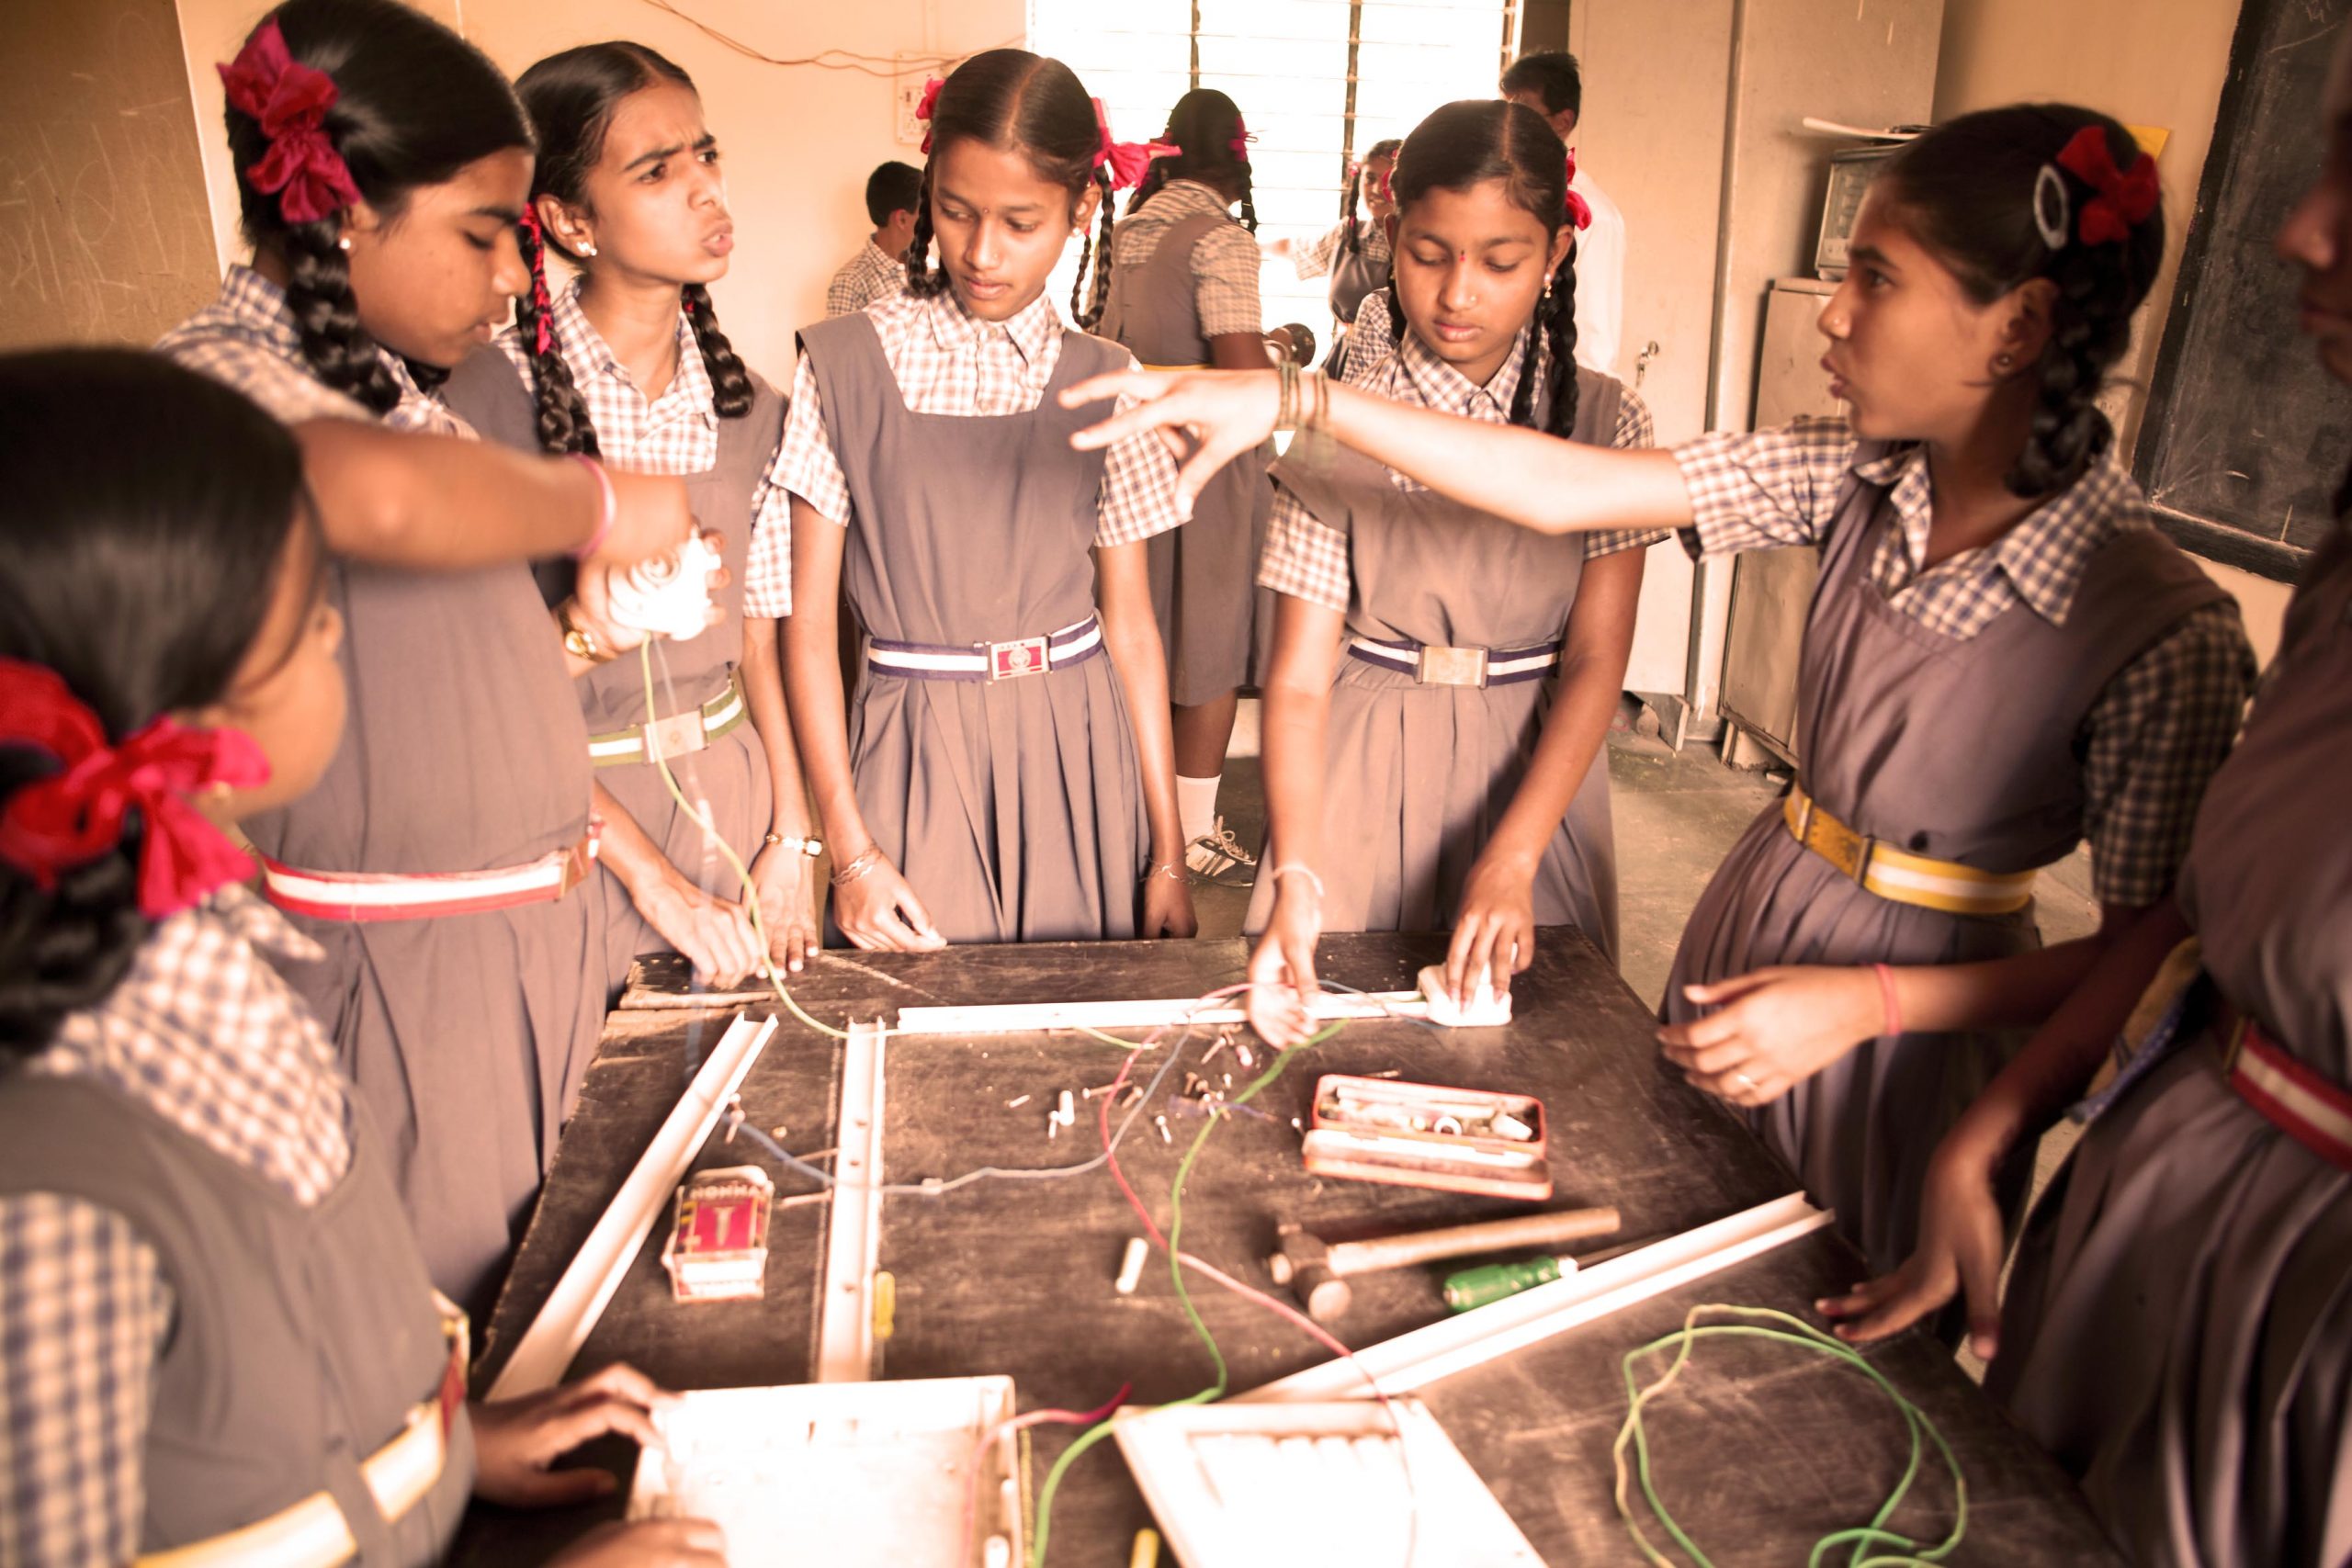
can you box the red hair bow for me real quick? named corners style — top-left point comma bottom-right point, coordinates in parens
top-left (1229, 113), bottom-right (1253, 164)
top-left (2054, 125), bottom-right (2157, 247)
top-left (1563, 149), bottom-right (1591, 231)
top-left (916, 76), bottom-right (944, 153)
top-left (1091, 100), bottom-right (1179, 192)
top-left (217, 18), bottom-right (362, 225)
top-left (0, 660), bottom-right (269, 919)
top-left (516, 205), bottom-right (557, 356)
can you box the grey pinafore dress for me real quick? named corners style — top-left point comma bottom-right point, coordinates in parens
top-left (1240, 371), bottom-right (1625, 957)
top-left (1988, 522), bottom-right (2352, 1568)
top-left (0, 1077), bottom-right (474, 1564)
top-left (1328, 223), bottom-right (1390, 326)
top-left (242, 524), bottom-right (605, 1322)
top-left (1102, 208), bottom-right (1275, 704)
top-left (445, 353), bottom-right (787, 996)
top-left (1663, 451), bottom-right (2228, 1278)
top-left (799, 312), bottom-right (1149, 943)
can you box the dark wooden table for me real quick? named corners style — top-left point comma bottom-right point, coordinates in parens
top-left (455, 931), bottom-right (2120, 1566)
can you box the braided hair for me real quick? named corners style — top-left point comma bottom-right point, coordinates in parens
top-left (1389, 101), bottom-right (1583, 439)
top-left (1876, 105), bottom-right (2165, 497)
top-left (1342, 138), bottom-right (1403, 258)
top-left (1126, 88), bottom-right (1259, 232)
top-left (906, 51), bottom-right (1117, 330)
top-left (223, 0), bottom-right (529, 416)
top-left (0, 352), bottom-right (310, 1054)
top-left (512, 43), bottom-right (755, 457)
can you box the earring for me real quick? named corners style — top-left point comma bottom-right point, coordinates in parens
top-left (336, 235), bottom-right (352, 253)
top-left (1995, 352), bottom-right (2016, 371)
top-left (581, 241), bottom-right (598, 257)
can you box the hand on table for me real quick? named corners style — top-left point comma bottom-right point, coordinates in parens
top-left (470, 1362), bottom-right (672, 1509)
top-left (1815, 1134), bottom-right (2008, 1360)
top-left (1246, 879), bottom-right (1324, 1047)
top-left (748, 841), bottom-right (822, 974)
top-left (1447, 850), bottom-right (1537, 1006)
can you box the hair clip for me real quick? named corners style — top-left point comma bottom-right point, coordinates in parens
top-left (217, 18), bottom-right (361, 224)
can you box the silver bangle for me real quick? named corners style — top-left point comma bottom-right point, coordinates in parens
top-left (1269, 863), bottom-right (1325, 902)
top-left (830, 846), bottom-right (884, 887)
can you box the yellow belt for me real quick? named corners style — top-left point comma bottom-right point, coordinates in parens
top-left (137, 1295), bottom-right (469, 1568)
top-left (1782, 785), bottom-right (2040, 917)
top-left (587, 668), bottom-right (748, 768)
top-left (1141, 362), bottom-right (1213, 373)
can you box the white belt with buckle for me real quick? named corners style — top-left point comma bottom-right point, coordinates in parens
top-left (1346, 636), bottom-right (1562, 688)
top-left (865, 616), bottom-right (1104, 682)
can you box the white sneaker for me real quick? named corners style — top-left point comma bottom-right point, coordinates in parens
top-left (1184, 816), bottom-right (1259, 887)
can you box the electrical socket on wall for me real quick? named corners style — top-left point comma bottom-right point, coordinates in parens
top-left (893, 56), bottom-right (926, 147)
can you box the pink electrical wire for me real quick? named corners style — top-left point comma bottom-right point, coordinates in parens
top-left (963, 1382), bottom-right (1134, 1565)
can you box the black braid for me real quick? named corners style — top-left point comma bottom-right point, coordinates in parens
top-left (1540, 247), bottom-right (1581, 439)
top-left (1341, 163), bottom-right (1363, 256)
top-left (1078, 167), bottom-right (1116, 330)
top-left (682, 283), bottom-right (754, 418)
top-left (513, 217), bottom-right (597, 456)
top-left (279, 218), bottom-right (401, 415)
top-left (1127, 157), bottom-right (1175, 215)
top-left (2005, 244), bottom-right (2120, 496)
top-left (905, 164), bottom-right (948, 298)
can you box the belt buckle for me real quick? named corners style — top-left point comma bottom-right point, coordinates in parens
top-left (1415, 644), bottom-right (1489, 687)
top-left (988, 635), bottom-right (1050, 681)
top-left (560, 836), bottom-right (595, 896)
top-left (645, 708), bottom-right (707, 761)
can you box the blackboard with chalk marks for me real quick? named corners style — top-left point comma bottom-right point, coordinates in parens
top-left (2137, 0), bottom-right (2350, 581)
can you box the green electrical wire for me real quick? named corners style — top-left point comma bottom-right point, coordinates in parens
top-left (1613, 1305), bottom-right (1968, 1568)
top-left (1027, 1021), bottom-right (1341, 1568)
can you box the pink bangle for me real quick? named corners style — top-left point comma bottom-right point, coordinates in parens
top-left (1873, 963), bottom-right (1902, 1037)
top-left (570, 453), bottom-right (616, 560)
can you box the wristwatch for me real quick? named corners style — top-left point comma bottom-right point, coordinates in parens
top-left (764, 832), bottom-right (825, 858)
top-left (557, 599), bottom-right (617, 665)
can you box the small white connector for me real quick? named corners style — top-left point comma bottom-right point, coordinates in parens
top-left (1416, 964), bottom-right (1512, 1028)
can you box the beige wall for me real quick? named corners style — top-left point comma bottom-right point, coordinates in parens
top-left (174, 0), bottom-right (1021, 385)
top-left (1933, 0), bottom-right (2298, 652)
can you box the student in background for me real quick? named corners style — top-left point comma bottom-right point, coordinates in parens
top-left (828, 160), bottom-right (923, 318)
top-left (1247, 101), bottom-right (1659, 1043)
top-left (447, 40), bottom-right (820, 1000)
top-left (1267, 137), bottom-right (1402, 356)
top-left (779, 50), bottom-right (1195, 947)
top-left (1816, 43), bottom-right (2352, 1563)
top-left (1102, 87), bottom-right (1280, 887)
top-left (1501, 51), bottom-right (1623, 375)
top-left (0, 350), bottom-right (724, 1568)
top-left (156, 0), bottom-right (710, 1320)
top-left (1065, 107), bottom-right (2256, 1299)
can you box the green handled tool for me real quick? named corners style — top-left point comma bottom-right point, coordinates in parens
top-left (1442, 1236), bottom-right (1657, 1313)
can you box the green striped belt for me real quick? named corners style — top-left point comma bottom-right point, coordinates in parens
top-left (587, 668), bottom-right (748, 767)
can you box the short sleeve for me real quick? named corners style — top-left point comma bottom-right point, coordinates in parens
top-left (742, 433), bottom-right (795, 619)
top-left (1256, 485), bottom-right (1351, 612)
top-left (0, 1193), bottom-right (172, 1568)
top-left (1338, 291), bottom-right (1396, 386)
top-left (2078, 599), bottom-right (2257, 907)
top-left (774, 353), bottom-right (853, 526)
top-left (1190, 225), bottom-right (1265, 340)
top-left (1584, 385), bottom-right (1671, 558)
top-left (1292, 221), bottom-right (1348, 281)
top-left (1094, 355), bottom-right (1188, 547)
top-left (1668, 416), bottom-right (1861, 559)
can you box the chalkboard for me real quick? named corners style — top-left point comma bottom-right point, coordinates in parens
top-left (2137, 0), bottom-right (2350, 581)
top-left (0, 0), bottom-right (220, 350)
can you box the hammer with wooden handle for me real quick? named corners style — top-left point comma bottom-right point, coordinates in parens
top-left (1265, 1206), bottom-right (1622, 1322)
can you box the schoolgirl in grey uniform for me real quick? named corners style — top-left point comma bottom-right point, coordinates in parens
top-left (1067, 106), bottom-right (2256, 1290)
top-left (155, 0), bottom-right (692, 1318)
top-left (1272, 138), bottom-right (1401, 356)
top-left (779, 50), bottom-right (1195, 948)
top-left (1101, 88), bottom-right (1282, 883)
top-left (1823, 46), bottom-right (2352, 1562)
top-left (1249, 101), bottom-right (1660, 1043)
top-left (447, 40), bottom-right (819, 998)
top-left (0, 352), bottom-right (719, 1568)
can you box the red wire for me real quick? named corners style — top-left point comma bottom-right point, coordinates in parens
top-left (964, 1384), bottom-right (1135, 1563)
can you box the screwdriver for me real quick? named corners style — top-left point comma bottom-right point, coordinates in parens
top-left (1441, 1235), bottom-right (1656, 1313)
